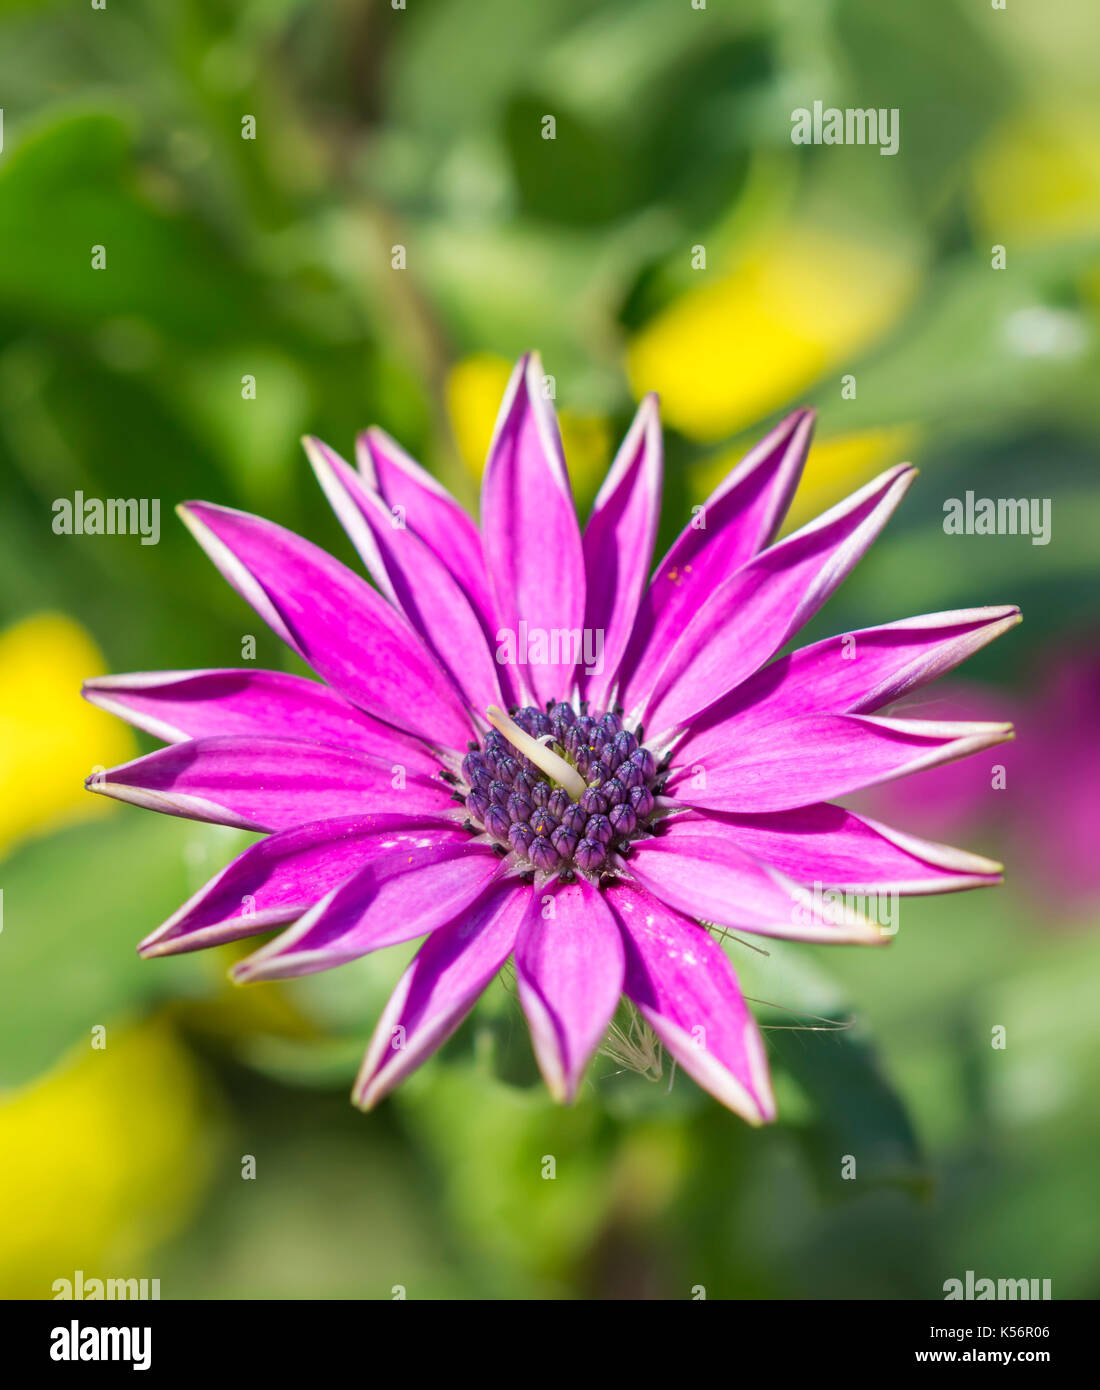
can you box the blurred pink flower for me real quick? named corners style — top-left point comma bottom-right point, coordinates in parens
top-left (856, 646), bottom-right (1100, 919)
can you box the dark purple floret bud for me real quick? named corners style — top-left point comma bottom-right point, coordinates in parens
top-left (613, 730), bottom-right (636, 758)
top-left (602, 778), bottom-right (627, 806)
top-left (601, 711), bottom-right (624, 735)
top-left (507, 793), bottom-right (531, 823)
top-left (513, 770), bottom-right (537, 799)
top-left (547, 788), bottom-right (571, 819)
top-left (609, 803), bottom-right (637, 836)
top-left (529, 808), bottom-right (559, 839)
top-left (488, 779), bottom-right (509, 805)
top-left (585, 813), bottom-right (613, 845)
top-left (580, 787), bottom-right (608, 816)
top-left (574, 839), bottom-right (607, 871)
top-left (462, 752), bottom-right (487, 783)
top-left (495, 754), bottom-right (520, 785)
top-left (551, 702), bottom-right (576, 726)
top-left (530, 780), bottom-right (550, 807)
top-left (530, 836), bottom-right (560, 871)
top-left (485, 805), bottom-right (511, 840)
top-left (466, 790), bottom-right (489, 821)
top-left (550, 825), bottom-right (579, 857)
top-left (619, 762), bottom-right (643, 790)
top-left (509, 822), bottom-right (535, 856)
top-left (631, 748), bottom-right (657, 779)
top-left (562, 802), bottom-right (588, 834)
top-left (629, 785), bottom-right (655, 818)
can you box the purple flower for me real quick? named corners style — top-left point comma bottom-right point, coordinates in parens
top-left (855, 646), bottom-right (1098, 922)
top-left (83, 355), bottom-right (1018, 1123)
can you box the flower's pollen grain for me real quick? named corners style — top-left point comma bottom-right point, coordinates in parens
top-left (459, 702), bottom-right (659, 882)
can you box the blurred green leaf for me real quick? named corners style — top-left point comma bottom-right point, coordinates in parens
top-left (734, 937), bottom-right (929, 1197)
top-left (0, 111), bottom-right (268, 343)
top-left (0, 815), bottom-right (235, 1086)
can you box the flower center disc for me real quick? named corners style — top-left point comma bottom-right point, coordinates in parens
top-left (459, 702), bottom-right (659, 881)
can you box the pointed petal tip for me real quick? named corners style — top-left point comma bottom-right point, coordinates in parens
top-left (352, 1059), bottom-right (392, 1111)
top-left (354, 428), bottom-right (381, 482)
top-left (302, 435), bottom-right (350, 484)
top-left (175, 499), bottom-right (220, 544)
top-left (784, 404), bottom-right (817, 431)
top-left (302, 437), bottom-right (334, 485)
top-left (228, 947), bottom-right (284, 984)
top-left (545, 1076), bottom-right (571, 1106)
top-left (176, 499), bottom-right (211, 524)
top-left (352, 1080), bottom-right (380, 1112)
top-left (137, 927), bottom-right (188, 960)
top-left (357, 423), bottom-right (399, 457)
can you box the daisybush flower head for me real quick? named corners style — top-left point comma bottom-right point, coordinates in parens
top-left (83, 354), bottom-right (1019, 1123)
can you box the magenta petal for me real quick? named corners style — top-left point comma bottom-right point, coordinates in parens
top-left (666, 713), bottom-right (1015, 813)
top-left (625, 823), bottom-right (885, 943)
top-left (354, 880), bottom-right (533, 1108)
top-left (480, 354), bottom-right (586, 705)
top-left (617, 409), bottom-right (813, 707)
top-left (357, 425), bottom-right (497, 637)
top-left (178, 501), bottom-right (472, 751)
top-left (673, 606), bottom-right (1022, 765)
top-left (606, 880), bottom-right (775, 1124)
top-left (87, 736), bottom-right (453, 832)
top-left (234, 841), bottom-right (505, 981)
top-left (82, 668), bottom-right (440, 771)
top-left (631, 465), bottom-right (915, 736)
top-left (515, 876), bottom-right (625, 1102)
top-left (581, 395), bottom-right (662, 708)
top-left (139, 813), bottom-right (465, 957)
top-left (306, 438), bottom-right (506, 716)
top-left (672, 804), bottom-right (1002, 893)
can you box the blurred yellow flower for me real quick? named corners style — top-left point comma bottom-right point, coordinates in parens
top-left (0, 613), bottom-right (136, 855)
top-left (0, 1018), bottom-right (215, 1298)
top-left (627, 228), bottom-right (918, 442)
top-left (971, 110), bottom-right (1100, 246)
top-left (781, 425), bottom-right (918, 532)
top-left (693, 424), bottom-right (917, 535)
top-left (446, 352), bottom-right (611, 506)
top-left (446, 352), bottom-right (514, 477)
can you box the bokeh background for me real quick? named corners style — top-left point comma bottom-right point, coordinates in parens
top-left (1, 0), bottom-right (1098, 1299)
